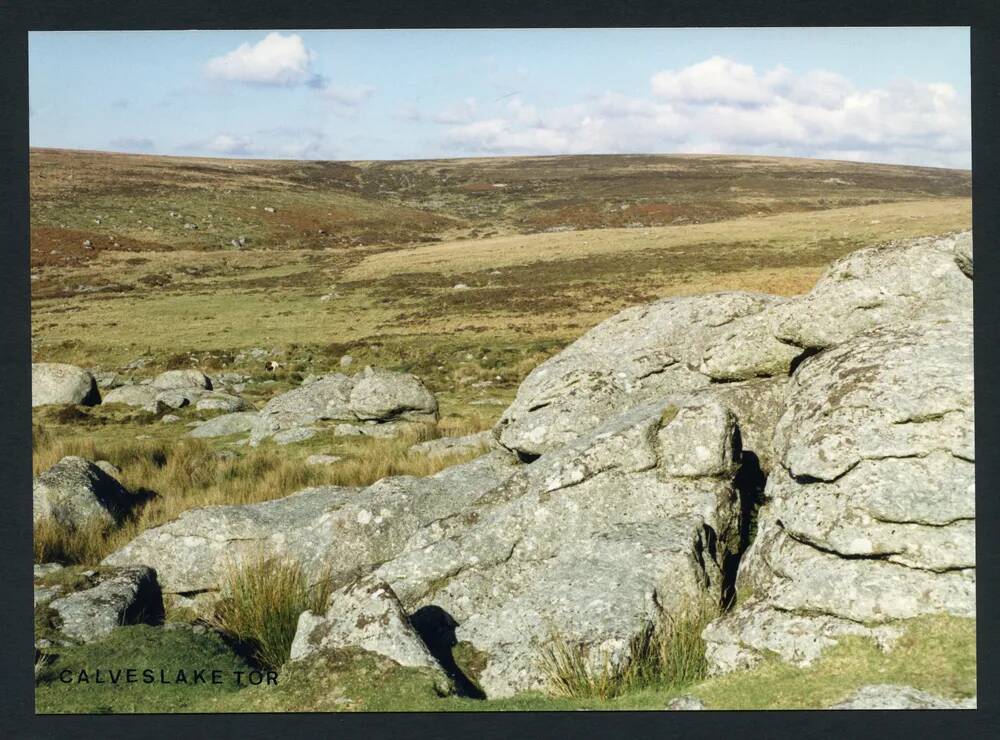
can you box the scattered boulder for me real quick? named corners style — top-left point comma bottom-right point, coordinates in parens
top-left (92, 370), bottom-right (127, 390)
top-left (150, 369), bottom-right (212, 391)
top-left (829, 684), bottom-right (976, 710)
top-left (187, 412), bottom-right (259, 439)
top-left (156, 388), bottom-right (206, 409)
top-left (305, 454), bottom-right (342, 466)
top-left (33, 456), bottom-right (136, 530)
top-left (250, 374), bottom-right (356, 444)
top-left (348, 366), bottom-right (438, 422)
top-left (273, 427), bottom-right (318, 445)
top-left (195, 393), bottom-right (254, 413)
top-left (250, 368), bottom-right (438, 445)
top-left (47, 566), bottom-right (164, 644)
top-left (340, 355), bottom-right (354, 368)
top-left (665, 695), bottom-right (706, 710)
top-left (32, 363), bottom-right (100, 407)
top-left (408, 431), bottom-right (493, 459)
top-left (290, 576), bottom-right (446, 679)
top-left (102, 384), bottom-right (163, 413)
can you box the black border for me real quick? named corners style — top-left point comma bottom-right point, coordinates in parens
top-left (2, 2), bottom-right (998, 738)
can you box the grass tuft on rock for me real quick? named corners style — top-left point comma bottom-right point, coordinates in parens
top-left (211, 554), bottom-right (333, 671)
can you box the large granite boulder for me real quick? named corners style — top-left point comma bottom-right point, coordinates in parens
top-left (349, 366), bottom-right (438, 422)
top-left (102, 384), bottom-right (163, 413)
top-left (495, 292), bottom-right (787, 457)
top-left (32, 363), bottom-right (100, 407)
top-left (704, 313), bottom-right (973, 672)
top-left (150, 369), bottom-right (213, 391)
top-left (375, 399), bottom-right (743, 697)
top-left (33, 456), bottom-right (136, 530)
top-left (494, 231), bottom-right (972, 462)
top-left (102, 451), bottom-right (520, 611)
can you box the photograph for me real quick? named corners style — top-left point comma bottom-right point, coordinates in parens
top-left (27, 27), bottom-right (975, 713)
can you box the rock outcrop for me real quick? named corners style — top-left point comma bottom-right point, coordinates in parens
top-left (702, 232), bottom-right (974, 675)
top-left (101, 231), bottom-right (974, 700)
top-left (33, 456), bottom-right (136, 530)
top-left (32, 363), bottom-right (100, 407)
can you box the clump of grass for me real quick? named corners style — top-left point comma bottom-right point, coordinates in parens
top-left (211, 554), bottom-right (333, 672)
top-left (33, 517), bottom-right (113, 565)
top-left (539, 598), bottom-right (719, 700)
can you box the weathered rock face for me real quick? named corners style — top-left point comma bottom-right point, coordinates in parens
top-left (830, 684), bottom-right (976, 710)
top-left (150, 369), bottom-right (213, 391)
top-left (494, 231), bottom-right (972, 463)
top-left (33, 456), bottom-right (136, 530)
top-left (102, 451), bottom-right (520, 609)
top-left (290, 576), bottom-right (445, 678)
top-left (495, 292), bottom-right (787, 457)
top-left (703, 235), bottom-right (974, 676)
top-left (32, 363), bottom-right (100, 407)
top-left (375, 400), bottom-right (743, 697)
top-left (250, 368), bottom-right (438, 444)
top-left (46, 566), bottom-right (164, 644)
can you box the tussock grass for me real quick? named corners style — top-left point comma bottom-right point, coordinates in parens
top-left (539, 598), bottom-right (719, 700)
top-left (211, 554), bottom-right (333, 671)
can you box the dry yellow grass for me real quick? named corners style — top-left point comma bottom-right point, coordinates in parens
top-left (346, 198), bottom-right (971, 279)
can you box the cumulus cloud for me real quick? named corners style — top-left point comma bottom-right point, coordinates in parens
top-left (187, 128), bottom-right (330, 159)
top-left (205, 32), bottom-right (314, 86)
top-left (432, 97), bottom-right (480, 124)
top-left (435, 56), bottom-right (970, 168)
top-left (199, 133), bottom-right (256, 156)
top-left (110, 136), bottom-right (154, 152)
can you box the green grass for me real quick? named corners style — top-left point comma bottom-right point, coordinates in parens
top-left (35, 625), bottom-right (254, 714)
top-left (692, 614), bottom-right (976, 710)
top-left (33, 613), bottom-right (976, 713)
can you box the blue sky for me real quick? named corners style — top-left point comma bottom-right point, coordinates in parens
top-left (29, 28), bottom-right (970, 167)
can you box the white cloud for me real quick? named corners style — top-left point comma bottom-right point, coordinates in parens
top-left (205, 33), bottom-right (314, 86)
top-left (187, 128), bottom-right (331, 159)
top-left (432, 97), bottom-right (479, 124)
top-left (201, 133), bottom-right (256, 156)
top-left (435, 57), bottom-right (970, 168)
